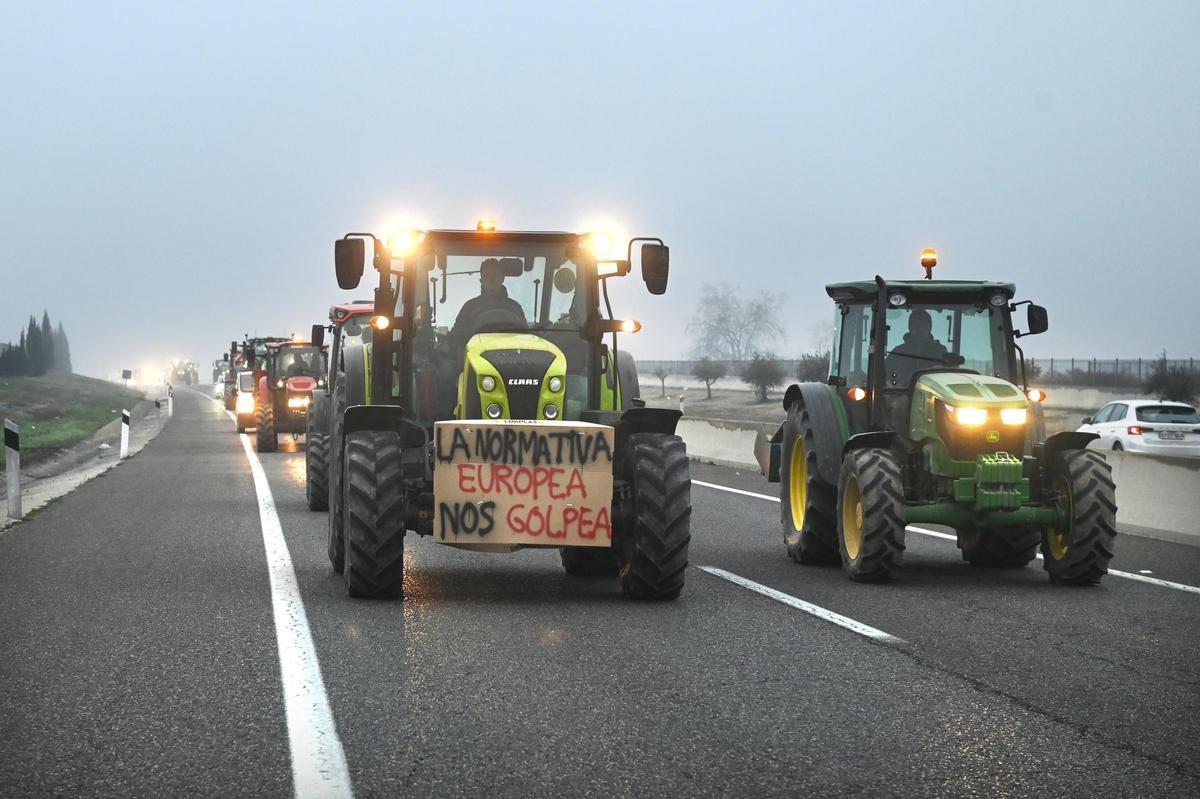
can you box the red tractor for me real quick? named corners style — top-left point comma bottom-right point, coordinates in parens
top-left (244, 338), bottom-right (329, 452)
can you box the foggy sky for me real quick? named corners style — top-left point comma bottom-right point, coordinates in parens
top-left (2, 1), bottom-right (1197, 378)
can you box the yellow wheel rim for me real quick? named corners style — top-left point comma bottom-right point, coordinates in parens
top-left (789, 437), bottom-right (808, 531)
top-left (1046, 475), bottom-right (1072, 561)
top-left (842, 473), bottom-right (863, 560)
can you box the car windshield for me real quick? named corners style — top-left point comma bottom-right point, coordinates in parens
top-left (1136, 405), bottom-right (1199, 423)
top-left (882, 302), bottom-right (1010, 387)
top-left (275, 346), bottom-right (324, 377)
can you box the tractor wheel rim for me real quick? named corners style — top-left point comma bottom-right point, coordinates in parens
top-left (842, 473), bottom-right (863, 560)
top-left (789, 437), bottom-right (808, 532)
top-left (1046, 475), bottom-right (1072, 561)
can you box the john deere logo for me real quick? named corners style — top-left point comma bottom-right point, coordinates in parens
top-left (507, 378), bottom-right (540, 386)
top-left (986, 430), bottom-right (1001, 443)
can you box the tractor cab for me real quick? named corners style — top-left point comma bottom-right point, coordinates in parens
top-left (825, 276), bottom-right (1047, 467)
top-left (336, 223), bottom-right (663, 425)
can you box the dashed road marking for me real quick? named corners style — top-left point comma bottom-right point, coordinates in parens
top-left (694, 480), bottom-right (1200, 596)
top-left (238, 430), bottom-right (354, 798)
top-left (697, 566), bottom-right (907, 646)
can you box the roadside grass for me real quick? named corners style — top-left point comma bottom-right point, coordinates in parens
top-left (0, 373), bottom-right (143, 467)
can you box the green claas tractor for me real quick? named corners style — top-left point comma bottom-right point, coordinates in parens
top-left (306, 300), bottom-right (374, 511)
top-left (245, 338), bottom-right (328, 452)
top-left (325, 220), bottom-right (690, 601)
top-left (756, 249), bottom-right (1117, 585)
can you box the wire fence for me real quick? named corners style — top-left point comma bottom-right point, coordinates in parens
top-left (636, 357), bottom-right (1200, 389)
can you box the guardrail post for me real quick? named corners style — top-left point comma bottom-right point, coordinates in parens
top-left (120, 410), bottom-right (130, 459)
top-left (168, 385), bottom-right (174, 417)
top-left (4, 419), bottom-right (20, 520)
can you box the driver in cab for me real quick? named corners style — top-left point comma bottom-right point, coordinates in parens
top-left (448, 258), bottom-right (526, 351)
top-left (886, 309), bottom-right (949, 386)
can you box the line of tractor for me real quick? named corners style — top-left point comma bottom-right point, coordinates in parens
top-left (213, 223), bottom-right (1115, 601)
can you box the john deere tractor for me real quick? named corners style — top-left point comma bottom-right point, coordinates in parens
top-left (756, 250), bottom-right (1117, 585)
top-left (246, 338), bottom-right (328, 452)
top-left (305, 300), bottom-right (373, 511)
top-left (324, 220), bottom-right (689, 601)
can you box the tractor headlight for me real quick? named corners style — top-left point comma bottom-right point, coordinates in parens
top-left (989, 293), bottom-right (1007, 307)
top-left (888, 293), bottom-right (908, 307)
top-left (1000, 407), bottom-right (1027, 425)
top-left (547, 376), bottom-right (563, 393)
top-left (480, 375), bottom-right (497, 392)
top-left (287, 396), bottom-right (310, 409)
top-left (486, 403), bottom-right (503, 419)
top-left (276, 378), bottom-right (285, 389)
top-left (948, 405), bottom-right (987, 426)
top-left (544, 404), bottom-right (559, 420)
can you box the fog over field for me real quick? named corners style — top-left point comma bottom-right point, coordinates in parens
top-left (1, 1), bottom-right (1197, 377)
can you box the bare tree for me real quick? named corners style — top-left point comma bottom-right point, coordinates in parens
top-left (691, 357), bottom-right (727, 399)
top-left (651, 365), bottom-right (670, 397)
top-left (688, 283), bottom-right (784, 361)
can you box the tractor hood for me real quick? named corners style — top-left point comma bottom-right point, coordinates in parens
top-left (915, 373), bottom-right (1027, 408)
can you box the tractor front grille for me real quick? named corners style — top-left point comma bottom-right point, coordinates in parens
top-left (482, 348), bottom-right (555, 419)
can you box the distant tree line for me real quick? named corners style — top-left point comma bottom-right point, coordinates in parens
top-left (0, 312), bottom-right (73, 377)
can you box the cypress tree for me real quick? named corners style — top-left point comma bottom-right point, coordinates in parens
top-left (40, 311), bottom-right (55, 374)
top-left (17, 329), bottom-right (29, 376)
top-left (26, 316), bottom-right (43, 375)
top-left (55, 322), bottom-right (73, 373)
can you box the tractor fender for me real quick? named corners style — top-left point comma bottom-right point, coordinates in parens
top-left (343, 405), bottom-right (427, 449)
top-left (342, 343), bottom-right (369, 407)
top-left (843, 431), bottom-right (896, 456)
top-left (1040, 431), bottom-right (1098, 462)
top-left (787, 383), bottom-right (847, 486)
top-left (257, 374), bottom-right (271, 405)
top-left (614, 349), bottom-right (641, 410)
top-left (581, 407), bottom-right (681, 481)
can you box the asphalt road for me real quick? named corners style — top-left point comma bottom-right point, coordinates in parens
top-left (2, 387), bottom-right (1198, 798)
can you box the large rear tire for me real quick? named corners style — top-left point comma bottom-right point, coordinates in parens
top-left (618, 433), bottom-right (691, 600)
top-left (327, 380), bottom-right (347, 573)
top-left (1041, 450), bottom-right (1117, 585)
top-left (561, 547), bottom-right (620, 577)
top-left (837, 448), bottom-right (906, 582)
top-left (255, 402), bottom-right (277, 452)
top-left (306, 432), bottom-right (330, 511)
top-left (342, 431), bottom-right (406, 599)
top-left (957, 527), bottom-right (1040, 568)
top-left (779, 405), bottom-right (840, 565)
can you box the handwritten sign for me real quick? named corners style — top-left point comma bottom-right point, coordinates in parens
top-left (433, 420), bottom-right (615, 548)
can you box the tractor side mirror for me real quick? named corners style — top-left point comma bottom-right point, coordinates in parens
top-left (242, 344), bottom-right (253, 363)
top-left (1081, 416), bottom-right (1092, 426)
top-left (641, 243), bottom-right (670, 295)
top-left (230, 340), bottom-right (238, 358)
top-left (335, 238), bottom-right (365, 290)
top-left (310, 324), bottom-right (325, 349)
top-left (1026, 304), bottom-right (1048, 335)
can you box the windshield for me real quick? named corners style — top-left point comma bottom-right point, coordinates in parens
top-left (274, 346), bottom-right (324, 377)
top-left (401, 241), bottom-right (589, 350)
top-left (1136, 405), bottom-right (1199, 424)
top-left (882, 302), bottom-right (1011, 387)
top-left (339, 315), bottom-right (374, 347)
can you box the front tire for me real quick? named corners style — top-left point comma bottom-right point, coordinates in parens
top-left (306, 432), bottom-right (330, 511)
top-left (837, 448), bottom-right (905, 582)
top-left (1041, 450), bottom-right (1117, 585)
top-left (255, 402), bottom-right (277, 452)
top-left (617, 433), bottom-right (691, 600)
top-left (779, 405), bottom-right (839, 565)
top-left (327, 381), bottom-right (347, 573)
top-left (342, 431), bottom-right (406, 599)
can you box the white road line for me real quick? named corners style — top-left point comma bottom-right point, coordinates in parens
top-left (238, 434), bottom-right (354, 799)
top-left (697, 566), bottom-right (907, 646)
top-left (694, 480), bottom-right (1200, 596)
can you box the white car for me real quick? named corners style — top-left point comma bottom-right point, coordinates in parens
top-left (212, 376), bottom-right (226, 400)
top-left (1078, 400), bottom-right (1200, 457)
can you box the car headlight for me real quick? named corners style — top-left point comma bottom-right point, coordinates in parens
top-left (948, 405), bottom-right (987, 426)
top-left (547, 376), bottom-right (563, 393)
top-left (544, 404), bottom-right (559, 420)
top-left (235, 393), bottom-right (255, 413)
top-left (1000, 408), bottom-right (1027, 425)
top-left (481, 375), bottom-right (497, 392)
